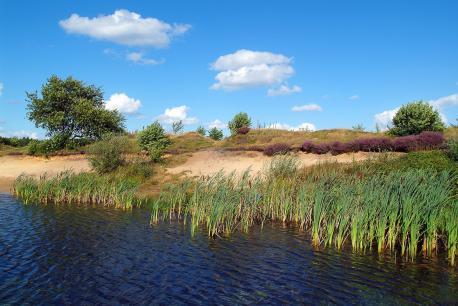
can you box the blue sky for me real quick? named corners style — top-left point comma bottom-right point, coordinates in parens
top-left (0, 0), bottom-right (457, 138)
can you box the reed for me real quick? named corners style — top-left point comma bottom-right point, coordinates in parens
top-left (13, 171), bottom-right (142, 209)
top-left (152, 156), bottom-right (458, 265)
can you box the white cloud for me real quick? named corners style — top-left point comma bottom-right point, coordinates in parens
top-left (0, 82), bottom-right (3, 96)
top-left (374, 108), bottom-right (399, 131)
top-left (429, 93), bottom-right (458, 109)
top-left (349, 95), bottom-right (359, 100)
top-left (266, 122), bottom-right (316, 132)
top-left (59, 9), bottom-right (190, 47)
top-left (210, 49), bottom-right (295, 91)
top-left (291, 104), bottom-right (322, 112)
top-left (0, 130), bottom-right (39, 139)
top-left (126, 52), bottom-right (163, 65)
top-left (267, 84), bottom-right (301, 96)
top-left (208, 119), bottom-right (226, 129)
top-left (156, 105), bottom-right (198, 125)
top-left (105, 93), bottom-right (141, 114)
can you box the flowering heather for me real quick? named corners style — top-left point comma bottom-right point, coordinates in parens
top-left (329, 141), bottom-right (348, 155)
top-left (264, 143), bottom-right (291, 156)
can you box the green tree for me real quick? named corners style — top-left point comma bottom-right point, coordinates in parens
top-left (208, 127), bottom-right (223, 140)
top-left (26, 75), bottom-right (125, 149)
top-left (388, 101), bottom-right (445, 136)
top-left (196, 126), bottom-right (206, 136)
top-left (137, 121), bottom-right (171, 162)
top-left (88, 134), bottom-right (130, 174)
top-left (228, 112), bottom-right (251, 136)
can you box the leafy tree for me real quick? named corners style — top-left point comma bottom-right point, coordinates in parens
top-left (172, 120), bottom-right (184, 134)
top-left (88, 134), bottom-right (130, 173)
top-left (196, 126), bottom-right (206, 136)
top-left (208, 127), bottom-right (223, 140)
top-left (137, 121), bottom-right (171, 162)
top-left (228, 112), bottom-right (251, 136)
top-left (388, 101), bottom-right (445, 136)
top-left (26, 75), bottom-right (125, 149)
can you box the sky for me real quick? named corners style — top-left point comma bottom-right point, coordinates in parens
top-left (0, 0), bottom-right (457, 138)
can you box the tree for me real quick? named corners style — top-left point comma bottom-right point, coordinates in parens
top-left (196, 126), bottom-right (206, 136)
top-left (26, 75), bottom-right (125, 148)
top-left (137, 121), bottom-right (171, 162)
top-left (208, 127), bottom-right (223, 140)
top-left (88, 134), bottom-right (130, 173)
top-left (388, 101), bottom-right (445, 136)
top-left (172, 120), bottom-right (184, 134)
top-left (228, 112), bottom-right (251, 136)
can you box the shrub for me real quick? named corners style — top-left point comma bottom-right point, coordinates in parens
top-left (446, 138), bottom-right (458, 161)
top-left (300, 141), bottom-right (314, 153)
top-left (415, 131), bottom-right (445, 149)
top-left (172, 120), bottom-right (184, 134)
top-left (208, 127), bottom-right (223, 141)
top-left (388, 101), bottom-right (445, 136)
top-left (300, 141), bottom-right (329, 154)
top-left (264, 143), bottom-right (291, 156)
top-left (196, 126), bottom-right (206, 136)
top-left (236, 126), bottom-right (251, 135)
top-left (88, 135), bottom-right (129, 173)
top-left (137, 121), bottom-right (171, 162)
top-left (350, 137), bottom-right (393, 152)
top-left (329, 141), bottom-right (348, 155)
top-left (228, 112), bottom-right (251, 135)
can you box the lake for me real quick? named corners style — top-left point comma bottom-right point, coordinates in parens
top-left (0, 193), bottom-right (456, 305)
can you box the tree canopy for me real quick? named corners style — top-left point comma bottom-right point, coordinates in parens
top-left (26, 75), bottom-right (125, 144)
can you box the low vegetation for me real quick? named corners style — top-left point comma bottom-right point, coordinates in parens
top-left (137, 121), bottom-right (171, 162)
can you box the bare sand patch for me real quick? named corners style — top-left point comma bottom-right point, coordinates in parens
top-left (167, 150), bottom-right (388, 177)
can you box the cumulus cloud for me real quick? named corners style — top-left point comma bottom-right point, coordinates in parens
top-left (0, 130), bottom-right (39, 139)
top-left (156, 105), bottom-right (198, 125)
top-left (210, 49), bottom-right (295, 91)
top-left (0, 82), bottom-right (3, 96)
top-left (105, 93), bottom-right (141, 114)
top-left (266, 122), bottom-right (316, 132)
top-left (208, 119), bottom-right (226, 129)
top-left (59, 9), bottom-right (190, 47)
top-left (429, 93), bottom-right (458, 109)
top-left (374, 108), bottom-right (399, 131)
top-left (267, 84), bottom-right (301, 96)
top-left (291, 104), bottom-right (322, 112)
top-left (349, 95), bottom-right (359, 100)
top-left (126, 52), bottom-right (163, 65)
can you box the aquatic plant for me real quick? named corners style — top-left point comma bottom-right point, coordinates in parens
top-left (13, 171), bottom-right (142, 209)
top-left (152, 156), bottom-right (458, 265)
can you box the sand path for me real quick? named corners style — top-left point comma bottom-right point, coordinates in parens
top-left (0, 155), bottom-right (90, 192)
top-left (167, 150), bottom-right (383, 177)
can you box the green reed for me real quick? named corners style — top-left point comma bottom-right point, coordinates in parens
top-left (152, 156), bottom-right (458, 265)
top-left (13, 171), bottom-right (142, 209)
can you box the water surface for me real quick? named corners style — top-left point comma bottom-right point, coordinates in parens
top-left (0, 194), bottom-right (456, 305)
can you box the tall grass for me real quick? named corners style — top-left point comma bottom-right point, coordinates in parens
top-left (152, 156), bottom-right (458, 265)
top-left (13, 171), bottom-right (142, 209)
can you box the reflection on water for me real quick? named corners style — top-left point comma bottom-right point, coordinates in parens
top-left (0, 193), bottom-right (456, 304)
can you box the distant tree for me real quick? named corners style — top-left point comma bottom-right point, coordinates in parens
top-left (137, 121), bottom-right (171, 162)
top-left (352, 124), bottom-right (365, 132)
top-left (388, 101), bottom-right (445, 136)
top-left (172, 120), bottom-right (184, 134)
top-left (208, 127), bottom-right (223, 140)
top-left (26, 75), bottom-right (125, 149)
top-left (196, 126), bottom-right (206, 136)
top-left (228, 112), bottom-right (251, 136)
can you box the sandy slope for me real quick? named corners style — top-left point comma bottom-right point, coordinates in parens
top-left (0, 155), bottom-right (90, 192)
top-left (167, 150), bottom-right (383, 177)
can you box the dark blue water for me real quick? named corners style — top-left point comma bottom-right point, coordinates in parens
top-left (0, 193), bottom-right (457, 305)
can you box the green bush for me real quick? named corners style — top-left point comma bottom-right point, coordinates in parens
top-left (172, 120), bottom-right (184, 134)
top-left (196, 126), bottom-right (206, 136)
top-left (228, 112), bottom-right (251, 136)
top-left (446, 138), bottom-right (458, 161)
top-left (208, 127), bottom-right (223, 140)
top-left (389, 101), bottom-right (445, 136)
top-left (137, 121), bottom-right (171, 162)
top-left (87, 135), bottom-right (129, 173)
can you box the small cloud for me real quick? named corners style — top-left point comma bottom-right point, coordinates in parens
top-left (156, 105), bottom-right (198, 125)
top-left (59, 9), bottom-right (190, 48)
top-left (291, 104), bottom-right (322, 112)
top-left (126, 52), bottom-right (164, 65)
top-left (208, 119), bottom-right (226, 129)
top-left (267, 84), bottom-right (301, 96)
top-left (210, 49), bottom-right (295, 92)
top-left (0, 82), bottom-right (3, 96)
top-left (429, 93), bottom-right (458, 110)
top-left (349, 95), bottom-right (359, 100)
top-left (105, 93), bottom-right (141, 114)
top-left (265, 122), bottom-right (316, 132)
top-left (374, 108), bottom-right (399, 131)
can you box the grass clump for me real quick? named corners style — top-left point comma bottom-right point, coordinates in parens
top-left (152, 155), bottom-right (458, 265)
